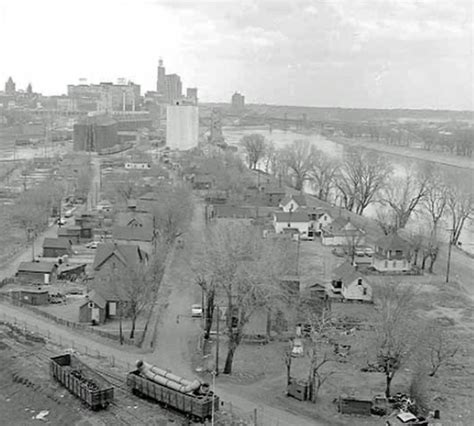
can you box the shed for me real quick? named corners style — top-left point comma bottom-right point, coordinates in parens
top-left (11, 288), bottom-right (49, 305)
top-left (43, 237), bottom-right (72, 258)
top-left (338, 393), bottom-right (373, 415)
top-left (57, 226), bottom-right (81, 244)
top-left (17, 262), bottom-right (57, 284)
top-left (79, 290), bottom-right (107, 325)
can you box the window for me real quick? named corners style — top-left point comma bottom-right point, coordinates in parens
top-left (363, 288), bottom-right (367, 296)
top-left (393, 261), bottom-right (397, 268)
top-left (358, 279), bottom-right (362, 285)
top-left (384, 260), bottom-right (388, 268)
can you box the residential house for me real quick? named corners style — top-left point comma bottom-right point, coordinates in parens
top-left (273, 211), bottom-right (311, 236)
top-left (263, 186), bottom-right (286, 207)
top-left (57, 225), bottom-right (82, 244)
top-left (112, 225), bottom-right (154, 253)
top-left (331, 261), bottom-right (372, 302)
top-left (42, 238), bottom-right (72, 258)
top-left (90, 242), bottom-right (149, 321)
top-left (17, 262), bottom-right (57, 284)
top-left (321, 217), bottom-right (365, 246)
top-left (279, 194), bottom-right (308, 212)
top-left (114, 212), bottom-right (154, 229)
top-left (372, 233), bottom-right (412, 273)
top-left (78, 290), bottom-right (107, 324)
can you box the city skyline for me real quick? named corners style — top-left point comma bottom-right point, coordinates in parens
top-left (0, 0), bottom-right (472, 110)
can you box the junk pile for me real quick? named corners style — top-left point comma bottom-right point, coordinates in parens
top-left (70, 369), bottom-right (100, 392)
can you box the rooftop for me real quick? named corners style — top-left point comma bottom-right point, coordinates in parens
top-left (92, 242), bottom-right (148, 271)
top-left (42, 237), bottom-right (71, 249)
top-left (375, 233), bottom-right (410, 251)
top-left (18, 262), bottom-right (56, 273)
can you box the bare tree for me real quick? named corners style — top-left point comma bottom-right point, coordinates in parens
top-left (446, 175), bottom-right (473, 245)
top-left (426, 325), bottom-right (459, 377)
top-left (280, 140), bottom-right (315, 191)
top-left (240, 134), bottom-right (266, 170)
top-left (335, 150), bottom-right (391, 215)
top-left (380, 168), bottom-right (430, 230)
top-left (152, 183), bottom-right (194, 244)
top-left (200, 222), bottom-right (292, 374)
top-left (373, 283), bottom-right (417, 397)
top-left (308, 148), bottom-right (339, 202)
top-left (423, 174), bottom-right (448, 240)
top-left (195, 275), bottom-right (216, 340)
top-left (304, 308), bottom-right (336, 402)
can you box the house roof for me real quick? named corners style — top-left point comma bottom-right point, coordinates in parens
top-left (43, 238), bottom-right (71, 249)
top-left (332, 261), bottom-right (368, 287)
top-left (114, 212), bottom-right (154, 228)
top-left (273, 211), bottom-right (310, 223)
top-left (92, 243), bottom-right (148, 271)
top-left (375, 233), bottom-right (410, 251)
top-left (280, 194), bottom-right (307, 208)
top-left (81, 289), bottom-right (107, 309)
top-left (112, 225), bottom-right (153, 242)
top-left (18, 262), bottom-right (56, 273)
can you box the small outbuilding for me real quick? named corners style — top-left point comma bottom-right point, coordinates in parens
top-left (11, 288), bottom-right (50, 305)
top-left (17, 262), bottom-right (57, 284)
top-left (79, 290), bottom-right (107, 325)
top-left (42, 237), bottom-right (72, 258)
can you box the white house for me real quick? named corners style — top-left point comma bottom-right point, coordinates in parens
top-left (331, 261), bottom-right (372, 302)
top-left (372, 233), bottom-right (412, 273)
top-left (321, 217), bottom-right (365, 246)
top-left (279, 195), bottom-right (308, 212)
top-left (273, 211), bottom-right (310, 236)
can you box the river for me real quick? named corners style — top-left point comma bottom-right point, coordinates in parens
top-left (222, 126), bottom-right (474, 254)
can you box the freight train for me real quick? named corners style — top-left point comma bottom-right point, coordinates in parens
top-left (127, 360), bottom-right (219, 422)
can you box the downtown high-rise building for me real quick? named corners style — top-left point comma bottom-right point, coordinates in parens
top-left (156, 59), bottom-right (183, 104)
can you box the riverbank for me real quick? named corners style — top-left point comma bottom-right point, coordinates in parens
top-left (328, 135), bottom-right (474, 171)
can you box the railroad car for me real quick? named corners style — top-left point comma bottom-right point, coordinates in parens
top-left (127, 360), bottom-right (219, 422)
top-left (50, 353), bottom-right (114, 410)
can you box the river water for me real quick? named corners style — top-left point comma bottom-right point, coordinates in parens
top-left (222, 126), bottom-right (474, 254)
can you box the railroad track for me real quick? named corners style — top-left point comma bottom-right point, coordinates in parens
top-left (1, 326), bottom-right (179, 426)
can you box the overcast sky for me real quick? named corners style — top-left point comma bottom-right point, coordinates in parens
top-left (0, 0), bottom-right (472, 110)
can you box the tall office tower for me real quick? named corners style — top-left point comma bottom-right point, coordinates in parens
top-left (165, 74), bottom-right (182, 104)
top-left (5, 77), bottom-right (16, 95)
top-left (231, 92), bottom-right (245, 111)
top-left (157, 58), bottom-right (166, 95)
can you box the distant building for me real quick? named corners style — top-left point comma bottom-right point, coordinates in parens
top-left (186, 88), bottom-right (198, 105)
top-left (231, 92), bottom-right (245, 111)
top-left (156, 59), bottom-right (183, 104)
top-left (73, 115), bottom-right (118, 152)
top-left (166, 105), bottom-right (199, 150)
top-left (4, 77), bottom-right (16, 95)
top-left (372, 233), bottom-right (412, 273)
top-left (67, 81), bottom-right (141, 112)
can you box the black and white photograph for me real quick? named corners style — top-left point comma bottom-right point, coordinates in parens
top-left (0, 0), bottom-right (472, 425)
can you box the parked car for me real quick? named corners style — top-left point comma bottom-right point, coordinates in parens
top-left (364, 247), bottom-right (375, 256)
top-left (57, 217), bottom-right (67, 226)
top-left (86, 241), bottom-right (99, 249)
top-left (291, 338), bottom-right (304, 357)
top-left (191, 304), bottom-right (203, 318)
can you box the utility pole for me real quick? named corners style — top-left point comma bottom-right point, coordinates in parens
top-left (215, 306), bottom-right (220, 376)
top-left (446, 228), bottom-right (455, 283)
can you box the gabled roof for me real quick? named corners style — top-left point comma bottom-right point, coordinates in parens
top-left (92, 243), bottom-right (148, 271)
top-left (332, 261), bottom-right (368, 287)
top-left (18, 262), bottom-right (56, 273)
top-left (114, 212), bottom-right (154, 229)
top-left (81, 289), bottom-right (107, 309)
top-left (280, 194), bottom-right (307, 207)
top-left (375, 233), bottom-right (410, 251)
top-left (112, 225), bottom-right (153, 242)
top-left (273, 211), bottom-right (310, 223)
top-left (43, 238), bottom-right (71, 249)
